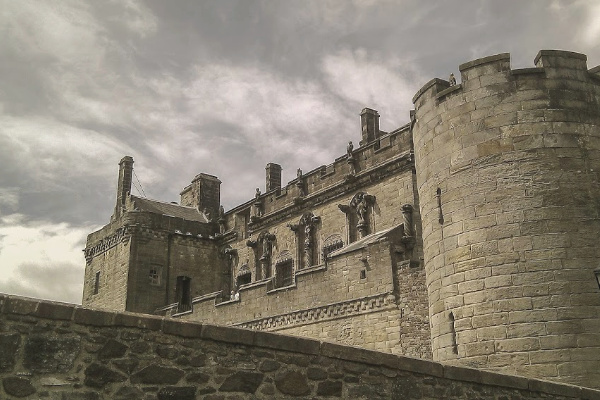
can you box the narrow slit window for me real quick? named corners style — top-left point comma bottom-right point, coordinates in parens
top-left (94, 271), bottom-right (100, 294)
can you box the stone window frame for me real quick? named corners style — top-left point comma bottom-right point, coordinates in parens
top-left (148, 265), bottom-right (161, 286)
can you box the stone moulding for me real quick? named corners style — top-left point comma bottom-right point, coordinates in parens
top-left (83, 226), bottom-right (131, 263)
top-left (234, 292), bottom-right (397, 331)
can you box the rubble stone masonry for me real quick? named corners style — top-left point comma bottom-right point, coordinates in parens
top-left (2, 294), bottom-right (600, 399)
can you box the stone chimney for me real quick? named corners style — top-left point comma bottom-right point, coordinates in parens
top-left (180, 173), bottom-right (221, 220)
top-left (265, 163), bottom-right (282, 192)
top-left (360, 108), bottom-right (380, 146)
top-left (113, 156), bottom-right (134, 220)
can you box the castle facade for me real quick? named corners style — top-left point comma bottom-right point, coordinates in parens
top-left (83, 50), bottom-right (600, 389)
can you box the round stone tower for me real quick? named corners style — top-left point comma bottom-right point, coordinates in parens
top-left (412, 50), bottom-right (600, 388)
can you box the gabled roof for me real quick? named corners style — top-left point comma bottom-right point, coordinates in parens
top-left (129, 195), bottom-right (209, 223)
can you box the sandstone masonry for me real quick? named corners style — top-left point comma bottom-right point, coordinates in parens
top-left (82, 50), bottom-right (600, 390)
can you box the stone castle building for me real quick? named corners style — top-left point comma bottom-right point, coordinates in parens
top-left (83, 50), bottom-right (600, 389)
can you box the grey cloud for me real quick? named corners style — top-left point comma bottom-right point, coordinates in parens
top-left (0, 262), bottom-right (83, 304)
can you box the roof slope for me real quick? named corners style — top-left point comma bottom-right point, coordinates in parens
top-left (129, 195), bottom-right (209, 223)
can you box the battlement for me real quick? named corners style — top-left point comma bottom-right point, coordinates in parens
top-left (413, 50), bottom-right (600, 110)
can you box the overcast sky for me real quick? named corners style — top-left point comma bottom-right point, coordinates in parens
top-left (1, 0), bottom-right (599, 304)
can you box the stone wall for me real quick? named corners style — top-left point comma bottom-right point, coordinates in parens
top-left (175, 228), bottom-right (432, 358)
top-left (83, 212), bottom-right (223, 314)
top-left (412, 50), bottom-right (600, 388)
top-left (2, 294), bottom-right (599, 399)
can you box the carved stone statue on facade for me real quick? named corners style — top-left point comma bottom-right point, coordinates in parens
top-left (350, 192), bottom-right (375, 238)
top-left (347, 141), bottom-right (357, 175)
top-left (218, 205), bottom-right (226, 233)
top-left (296, 169), bottom-right (306, 197)
top-left (449, 73), bottom-right (456, 86)
top-left (253, 188), bottom-right (263, 217)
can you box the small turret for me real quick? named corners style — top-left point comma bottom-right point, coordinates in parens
top-left (359, 108), bottom-right (380, 146)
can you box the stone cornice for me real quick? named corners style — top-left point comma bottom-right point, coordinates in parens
top-left (83, 225), bottom-right (131, 263)
top-left (234, 292), bottom-right (397, 331)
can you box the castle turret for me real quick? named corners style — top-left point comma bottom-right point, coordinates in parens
top-left (180, 173), bottom-right (221, 221)
top-left (113, 156), bottom-right (133, 220)
top-left (412, 50), bottom-right (600, 388)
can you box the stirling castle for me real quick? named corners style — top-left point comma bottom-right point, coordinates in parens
top-left (83, 50), bottom-right (600, 389)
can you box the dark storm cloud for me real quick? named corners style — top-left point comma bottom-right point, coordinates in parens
top-left (1, 0), bottom-right (599, 302)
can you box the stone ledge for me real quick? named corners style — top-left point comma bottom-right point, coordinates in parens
top-left (435, 84), bottom-right (462, 100)
top-left (0, 293), bottom-right (598, 398)
top-left (534, 50), bottom-right (587, 66)
top-left (511, 67), bottom-right (546, 76)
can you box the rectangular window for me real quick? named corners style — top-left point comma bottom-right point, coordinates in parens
top-left (93, 271), bottom-right (100, 294)
top-left (149, 266), bottom-right (161, 286)
top-left (275, 260), bottom-right (293, 288)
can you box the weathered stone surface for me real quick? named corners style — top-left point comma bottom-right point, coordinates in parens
top-left (157, 386), bottom-right (196, 400)
top-left (259, 359), bottom-right (280, 372)
top-left (114, 386), bottom-right (144, 400)
top-left (61, 392), bottom-right (101, 400)
top-left (0, 333), bottom-right (20, 372)
top-left (275, 371), bottom-right (311, 396)
top-left (219, 371), bottom-right (264, 393)
top-left (98, 339), bottom-right (128, 360)
top-left (186, 371), bottom-right (210, 383)
top-left (23, 334), bottom-right (81, 373)
top-left (307, 367), bottom-right (328, 380)
top-left (130, 364), bottom-right (184, 384)
top-left (84, 363), bottom-right (127, 388)
top-left (317, 380), bottom-right (343, 397)
top-left (3, 376), bottom-right (36, 397)
top-left (111, 358), bottom-right (139, 374)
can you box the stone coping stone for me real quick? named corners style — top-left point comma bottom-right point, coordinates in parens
top-left (1, 292), bottom-right (599, 399)
top-left (534, 49), bottom-right (587, 66)
top-left (459, 52), bottom-right (510, 72)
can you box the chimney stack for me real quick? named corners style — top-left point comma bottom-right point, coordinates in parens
top-left (113, 156), bottom-right (134, 220)
top-left (180, 173), bottom-right (221, 220)
top-left (360, 108), bottom-right (380, 146)
top-left (265, 163), bottom-right (282, 192)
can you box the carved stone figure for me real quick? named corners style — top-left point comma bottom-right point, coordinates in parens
top-left (253, 188), bottom-right (263, 217)
top-left (449, 73), bottom-right (456, 86)
top-left (347, 141), bottom-right (357, 175)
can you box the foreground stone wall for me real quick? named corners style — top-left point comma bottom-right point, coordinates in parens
top-left (2, 294), bottom-right (600, 399)
top-left (413, 50), bottom-right (600, 387)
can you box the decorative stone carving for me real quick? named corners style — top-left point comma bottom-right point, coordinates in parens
top-left (236, 292), bottom-right (396, 331)
top-left (401, 203), bottom-right (416, 253)
top-left (347, 141), bottom-right (356, 175)
top-left (252, 188), bottom-right (263, 219)
top-left (84, 226), bottom-right (131, 263)
top-left (449, 73), bottom-right (456, 86)
top-left (218, 205), bottom-right (226, 233)
top-left (296, 168), bottom-right (306, 197)
top-left (350, 192), bottom-right (375, 238)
